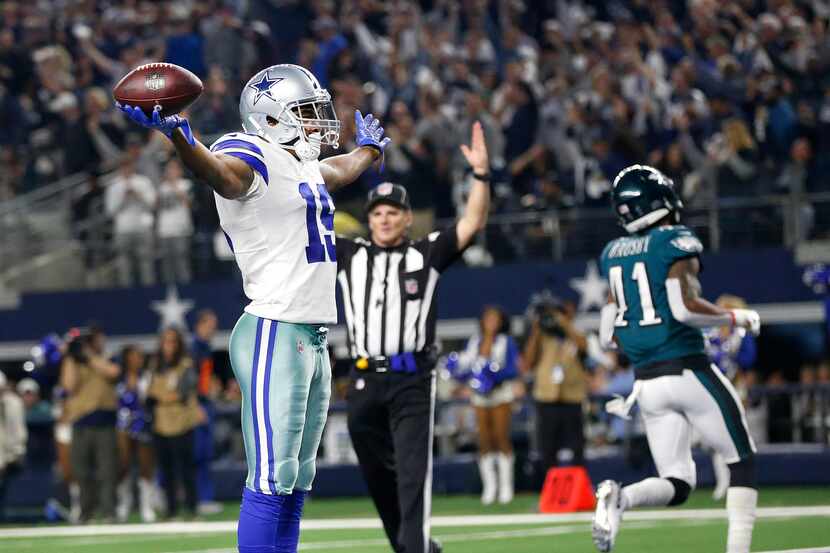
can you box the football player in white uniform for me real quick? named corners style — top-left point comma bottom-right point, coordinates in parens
top-left (119, 64), bottom-right (390, 553)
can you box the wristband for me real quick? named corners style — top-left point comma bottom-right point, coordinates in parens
top-left (472, 171), bottom-right (491, 182)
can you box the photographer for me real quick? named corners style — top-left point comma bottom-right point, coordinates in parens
top-left (522, 295), bottom-right (589, 472)
top-left (60, 326), bottom-right (121, 523)
top-left (147, 328), bottom-right (202, 520)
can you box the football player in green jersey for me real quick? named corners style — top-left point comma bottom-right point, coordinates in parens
top-left (592, 165), bottom-right (761, 553)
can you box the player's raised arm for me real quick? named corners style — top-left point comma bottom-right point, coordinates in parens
top-left (118, 104), bottom-right (254, 200)
top-left (456, 121), bottom-right (491, 249)
top-left (319, 110), bottom-right (390, 191)
top-left (666, 257), bottom-right (760, 335)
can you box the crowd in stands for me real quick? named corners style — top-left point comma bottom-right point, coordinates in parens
top-left (2, 0), bottom-right (830, 267)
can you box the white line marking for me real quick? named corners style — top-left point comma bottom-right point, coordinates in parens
top-left (757, 549), bottom-right (830, 553)
top-left (1, 506), bottom-right (828, 540)
top-left (163, 522), bottom-right (674, 553)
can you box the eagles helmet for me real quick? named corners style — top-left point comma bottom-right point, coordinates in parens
top-left (239, 64), bottom-right (340, 161)
top-left (611, 164), bottom-right (683, 233)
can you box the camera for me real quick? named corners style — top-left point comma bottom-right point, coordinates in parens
top-left (64, 327), bottom-right (93, 364)
top-left (527, 291), bottom-right (567, 338)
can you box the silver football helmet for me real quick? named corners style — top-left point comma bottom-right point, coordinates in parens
top-left (239, 64), bottom-right (340, 161)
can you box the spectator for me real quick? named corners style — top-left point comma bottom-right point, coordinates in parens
top-left (163, 11), bottom-right (206, 78)
top-left (16, 377), bottom-right (51, 423)
top-left (156, 158), bottom-right (194, 285)
top-left (447, 306), bottom-right (519, 505)
top-left (384, 100), bottom-right (437, 238)
top-left (53, 92), bottom-right (100, 177)
top-left (105, 143), bottom-right (157, 288)
top-left (0, 28), bottom-right (33, 97)
top-left (796, 366), bottom-right (818, 441)
top-left (188, 67), bottom-right (239, 137)
top-left (115, 344), bottom-right (156, 523)
top-left (148, 328), bottom-right (201, 520)
top-left (60, 326), bottom-right (121, 523)
top-left (765, 370), bottom-right (792, 443)
top-left (704, 295), bottom-right (759, 381)
top-left (76, 27), bottom-right (151, 92)
top-left (71, 170), bottom-right (109, 287)
top-left (311, 16), bottom-right (347, 88)
top-left (202, 9), bottom-right (246, 83)
top-left (522, 296), bottom-right (589, 471)
top-left (712, 118), bottom-right (759, 198)
top-left (778, 136), bottom-right (816, 240)
top-left (190, 309), bottom-right (221, 515)
top-left (502, 81), bottom-right (539, 196)
top-left (0, 370), bottom-right (27, 522)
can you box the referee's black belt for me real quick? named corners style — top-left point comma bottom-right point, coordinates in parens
top-left (354, 352), bottom-right (427, 374)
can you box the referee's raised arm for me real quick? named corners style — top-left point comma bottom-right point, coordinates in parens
top-left (456, 121), bottom-right (492, 249)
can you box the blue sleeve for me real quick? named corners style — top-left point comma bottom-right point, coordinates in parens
top-left (736, 334), bottom-right (757, 370)
top-left (210, 134), bottom-right (269, 185)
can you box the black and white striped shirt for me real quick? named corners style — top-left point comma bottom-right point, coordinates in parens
top-left (335, 226), bottom-right (463, 360)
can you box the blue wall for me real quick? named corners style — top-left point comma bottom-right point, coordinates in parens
top-left (0, 248), bottom-right (820, 344)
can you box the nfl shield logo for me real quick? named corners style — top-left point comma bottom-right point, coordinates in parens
top-left (405, 278), bottom-right (418, 295)
top-left (145, 72), bottom-right (165, 91)
top-left (377, 182), bottom-right (394, 196)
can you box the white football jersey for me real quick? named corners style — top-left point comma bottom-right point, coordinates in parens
top-left (210, 132), bottom-right (337, 324)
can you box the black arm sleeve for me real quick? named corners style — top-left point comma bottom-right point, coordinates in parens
top-left (420, 224), bottom-right (466, 272)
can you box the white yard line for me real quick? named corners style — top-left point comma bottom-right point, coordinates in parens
top-left (757, 549), bottom-right (830, 553)
top-left (1, 506), bottom-right (828, 540)
top-left (163, 522), bottom-right (672, 553)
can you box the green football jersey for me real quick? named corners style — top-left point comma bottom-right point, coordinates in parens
top-left (599, 225), bottom-right (706, 369)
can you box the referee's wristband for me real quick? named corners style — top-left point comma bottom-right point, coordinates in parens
top-left (472, 171), bottom-right (492, 182)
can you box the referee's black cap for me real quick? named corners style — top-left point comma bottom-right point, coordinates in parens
top-left (365, 182), bottom-right (411, 213)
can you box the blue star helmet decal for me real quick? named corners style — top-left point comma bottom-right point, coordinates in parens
top-left (248, 72), bottom-right (284, 105)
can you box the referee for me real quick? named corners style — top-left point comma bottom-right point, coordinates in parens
top-left (336, 122), bottom-right (491, 553)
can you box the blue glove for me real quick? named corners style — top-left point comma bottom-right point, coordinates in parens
top-left (355, 110), bottom-right (391, 154)
top-left (116, 103), bottom-right (195, 146)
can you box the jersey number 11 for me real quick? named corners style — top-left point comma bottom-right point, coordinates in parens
top-left (299, 182), bottom-right (336, 264)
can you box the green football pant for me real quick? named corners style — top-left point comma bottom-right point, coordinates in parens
top-left (229, 313), bottom-right (331, 495)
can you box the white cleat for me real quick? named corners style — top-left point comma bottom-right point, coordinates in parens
top-left (592, 480), bottom-right (623, 552)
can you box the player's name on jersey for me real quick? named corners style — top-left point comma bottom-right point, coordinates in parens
top-left (606, 236), bottom-right (652, 258)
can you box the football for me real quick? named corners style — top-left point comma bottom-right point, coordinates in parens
top-left (112, 62), bottom-right (203, 117)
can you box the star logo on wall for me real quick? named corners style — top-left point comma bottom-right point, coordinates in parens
top-left (569, 261), bottom-right (608, 312)
top-left (248, 72), bottom-right (283, 105)
top-left (150, 285), bottom-right (194, 332)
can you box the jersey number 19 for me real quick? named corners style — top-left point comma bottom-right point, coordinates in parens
top-left (609, 262), bottom-right (663, 327)
top-left (299, 182), bottom-right (336, 264)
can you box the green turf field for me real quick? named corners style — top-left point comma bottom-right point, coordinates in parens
top-left (1, 487), bottom-right (828, 553)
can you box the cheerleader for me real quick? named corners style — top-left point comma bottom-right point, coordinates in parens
top-left (448, 306), bottom-right (519, 504)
